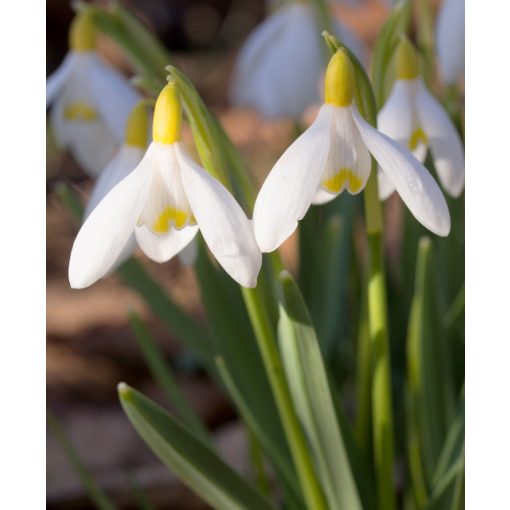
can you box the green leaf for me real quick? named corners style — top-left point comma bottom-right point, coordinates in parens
top-left (370, 0), bottom-right (412, 108)
top-left (47, 409), bottom-right (117, 510)
top-left (118, 383), bottom-right (277, 510)
top-left (407, 238), bottom-right (456, 506)
top-left (128, 311), bottom-right (211, 445)
top-left (277, 271), bottom-right (362, 510)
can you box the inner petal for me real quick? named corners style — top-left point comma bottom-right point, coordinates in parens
top-left (408, 127), bottom-right (428, 151)
top-left (138, 154), bottom-right (195, 235)
top-left (320, 108), bottom-right (371, 196)
top-left (64, 101), bottom-right (98, 122)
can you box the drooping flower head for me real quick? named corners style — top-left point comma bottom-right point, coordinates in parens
top-left (47, 10), bottom-right (140, 176)
top-left (230, 1), bottom-right (365, 120)
top-left (69, 82), bottom-right (262, 289)
top-left (377, 37), bottom-right (465, 199)
top-left (253, 49), bottom-right (450, 252)
top-left (436, 0), bottom-right (465, 86)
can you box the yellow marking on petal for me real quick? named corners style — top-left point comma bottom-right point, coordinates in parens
top-left (323, 168), bottom-right (363, 194)
top-left (153, 81), bottom-right (182, 145)
top-left (69, 11), bottom-right (96, 52)
top-left (64, 102), bottom-right (98, 121)
top-left (324, 49), bottom-right (355, 107)
top-left (409, 128), bottom-right (428, 150)
top-left (153, 207), bottom-right (193, 233)
top-left (396, 36), bottom-right (420, 80)
top-left (125, 102), bottom-right (149, 148)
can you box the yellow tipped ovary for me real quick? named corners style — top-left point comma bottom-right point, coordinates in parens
top-left (64, 102), bottom-right (98, 121)
top-left (409, 127), bottom-right (428, 150)
top-left (323, 168), bottom-right (363, 194)
top-left (153, 82), bottom-right (182, 145)
top-left (69, 11), bottom-right (96, 52)
top-left (396, 36), bottom-right (420, 80)
top-left (153, 206), bottom-right (194, 233)
top-left (125, 102), bottom-right (149, 148)
top-left (324, 49), bottom-right (355, 107)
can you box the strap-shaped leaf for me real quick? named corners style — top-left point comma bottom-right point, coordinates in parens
top-left (277, 271), bottom-right (362, 510)
top-left (118, 383), bottom-right (277, 510)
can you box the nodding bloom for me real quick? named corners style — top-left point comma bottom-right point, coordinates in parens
top-left (230, 1), bottom-right (365, 120)
top-left (377, 37), bottom-right (464, 199)
top-left (436, 0), bottom-right (465, 86)
top-left (46, 11), bottom-right (139, 176)
top-left (253, 49), bottom-right (450, 253)
top-left (69, 82), bottom-right (262, 289)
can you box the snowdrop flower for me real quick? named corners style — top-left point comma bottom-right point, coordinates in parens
top-left (436, 0), bottom-right (465, 85)
top-left (253, 49), bottom-right (450, 252)
top-left (377, 37), bottom-right (464, 199)
top-left (47, 11), bottom-right (139, 177)
top-left (230, 1), bottom-right (365, 119)
top-left (69, 82), bottom-right (262, 289)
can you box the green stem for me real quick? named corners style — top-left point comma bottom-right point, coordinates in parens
top-left (241, 286), bottom-right (327, 510)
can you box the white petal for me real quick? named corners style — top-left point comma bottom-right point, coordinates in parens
top-left (178, 238), bottom-right (198, 266)
top-left (377, 168), bottom-right (396, 200)
top-left (312, 188), bottom-right (337, 206)
top-left (46, 52), bottom-right (77, 106)
top-left (253, 104), bottom-right (333, 251)
top-left (352, 108), bottom-right (450, 236)
top-left (88, 56), bottom-right (140, 142)
top-left (320, 107), bottom-right (371, 196)
top-left (137, 144), bottom-right (194, 234)
top-left (378, 80), bottom-right (416, 147)
top-left (415, 80), bottom-right (465, 197)
top-left (135, 224), bottom-right (199, 263)
top-left (84, 145), bottom-right (145, 218)
top-left (68, 159), bottom-right (150, 289)
top-left (177, 143), bottom-right (262, 288)
top-left (436, 0), bottom-right (465, 84)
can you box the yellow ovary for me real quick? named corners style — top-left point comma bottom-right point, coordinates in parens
top-left (153, 207), bottom-right (195, 233)
top-left (408, 128), bottom-right (428, 150)
top-left (69, 11), bottom-right (96, 52)
top-left (396, 36), bottom-right (420, 81)
top-left (64, 102), bottom-right (98, 121)
top-left (324, 49), bottom-right (355, 107)
top-left (323, 168), bottom-right (362, 194)
top-left (153, 82), bottom-right (182, 145)
top-left (125, 102), bottom-right (149, 148)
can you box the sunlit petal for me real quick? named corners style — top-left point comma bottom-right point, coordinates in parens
top-left (177, 143), bottom-right (262, 287)
top-left (253, 104), bottom-right (333, 252)
top-left (353, 108), bottom-right (450, 236)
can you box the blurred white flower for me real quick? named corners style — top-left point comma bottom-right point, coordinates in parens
top-left (46, 11), bottom-right (139, 177)
top-left (378, 38), bottom-right (464, 199)
top-left (253, 50), bottom-right (450, 252)
top-left (436, 0), bottom-right (465, 85)
top-left (69, 83), bottom-right (261, 289)
top-left (230, 2), bottom-right (365, 119)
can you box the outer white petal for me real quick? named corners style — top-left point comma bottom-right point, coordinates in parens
top-left (436, 0), bottom-right (465, 85)
top-left (135, 224), bottom-right (199, 263)
top-left (352, 108), bottom-right (450, 236)
top-left (84, 145), bottom-right (145, 218)
top-left (378, 169), bottom-right (396, 200)
top-left (178, 238), bottom-right (198, 266)
top-left (253, 104), bottom-right (333, 251)
top-left (46, 52), bottom-right (77, 106)
top-left (415, 80), bottom-right (465, 197)
top-left (176, 143), bottom-right (262, 288)
top-left (88, 56), bottom-right (140, 143)
top-left (68, 159), bottom-right (150, 289)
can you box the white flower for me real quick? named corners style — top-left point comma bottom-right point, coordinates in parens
top-left (69, 83), bottom-right (262, 289)
top-left (436, 0), bottom-right (465, 85)
top-left (377, 38), bottom-right (464, 199)
top-left (253, 50), bottom-right (450, 252)
top-left (230, 2), bottom-right (365, 119)
top-left (47, 11), bottom-right (139, 177)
